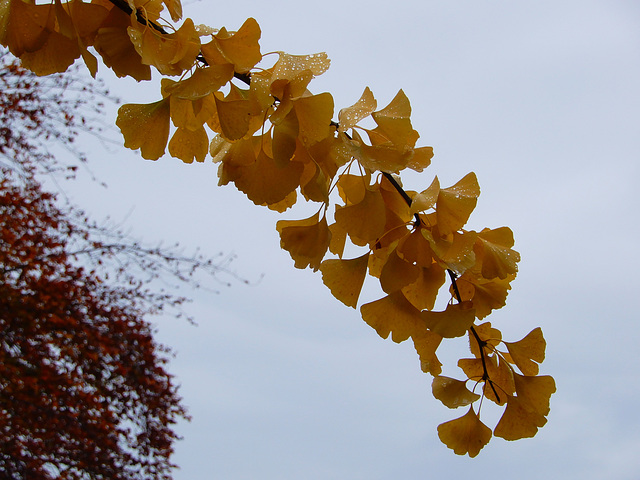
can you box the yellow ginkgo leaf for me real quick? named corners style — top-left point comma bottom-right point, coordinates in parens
top-left (268, 72), bottom-right (313, 112)
top-left (0, 0), bottom-right (52, 57)
top-left (367, 243), bottom-right (393, 279)
top-left (338, 87), bottom-right (377, 132)
top-left (379, 248), bottom-right (420, 294)
top-left (192, 94), bottom-right (219, 130)
top-left (19, 29), bottom-right (79, 76)
top-left (319, 253), bottom-right (370, 308)
top-left (209, 134), bottom-right (232, 163)
top-left (162, 0), bottom-right (182, 22)
top-left (128, 17), bottom-right (200, 76)
top-left (336, 173), bottom-right (368, 205)
top-left (401, 264), bottom-right (445, 311)
top-left (262, 190), bottom-right (295, 213)
top-left (249, 70), bottom-right (276, 110)
top-left (424, 229), bottom-right (477, 276)
top-left (117, 98), bottom-right (171, 160)
top-left (328, 222), bottom-right (347, 258)
top-left (412, 328), bottom-right (443, 376)
top-left (311, 135), bottom-right (352, 178)
top-left (475, 227), bottom-right (520, 280)
top-left (457, 357), bottom-right (484, 382)
top-left (494, 394), bottom-right (547, 441)
top-left (201, 18), bottom-right (261, 73)
top-left (436, 172), bottom-right (480, 236)
top-left (471, 278), bottom-right (511, 317)
top-left (53, 0), bottom-right (75, 40)
top-left (452, 274), bottom-right (474, 302)
top-left (489, 354), bottom-right (517, 404)
top-left (349, 130), bottom-right (414, 173)
top-left (226, 142), bottom-right (304, 207)
top-left (409, 176), bottom-right (440, 215)
top-left (9, 0), bottom-right (84, 76)
top-left (422, 302), bottom-right (475, 339)
top-left (168, 64), bottom-right (235, 100)
top-left (271, 51), bottom-right (331, 81)
top-left (168, 126), bottom-right (208, 163)
top-left (293, 92), bottom-right (334, 146)
top-left (397, 227), bottom-right (435, 268)
top-left (79, 46), bottom-right (98, 78)
top-left (334, 184), bottom-right (387, 246)
top-left (406, 145), bottom-right (434, 172)
top-left (360, 291), bottom-right (424, 343)
top-left (371, 89), bottom-right (417, 148)
top-left (437, 405), bottom-right (492, 457)
top-left (272, 110), bottom-right (299, 167)
top-left (432, 376), bottom-right (481, 409)
top-left (92, 7), bottom-right (151, 81)
top-left (300, 161), bottom-right (329, 203)
top-left (372, 89), bottom-right (411, 120)
top-left (513, 373), bottom-right (556, 417)
top-left (168, 91), bottom-right (201, 130)
top-left (276, 213), bottom-right (331, 271)
top-left (214, 93), bottom-right (253, 141)
top-left (65, 0), bottom-right (109, 45)
top-left (504, 327), bottom-right (546, 376)
top-left (455, 273), bottom-right (514, 319)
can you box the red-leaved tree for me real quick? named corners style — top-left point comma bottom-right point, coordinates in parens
top-left (0, 176), bottom-right (187, 479)
top-left (0, 49), bottom-right (237, 479)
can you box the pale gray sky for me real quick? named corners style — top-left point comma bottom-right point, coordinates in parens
top-left (68, 1), bottom-right (640, 478)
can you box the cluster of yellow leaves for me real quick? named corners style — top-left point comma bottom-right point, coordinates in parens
top-left (1, 0), bottom-right (555, 456)
top-left (434, 325), bottom-right (555, 456)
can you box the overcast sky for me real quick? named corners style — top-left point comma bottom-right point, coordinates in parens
top-left (67, 1), bottom-right (640, 478)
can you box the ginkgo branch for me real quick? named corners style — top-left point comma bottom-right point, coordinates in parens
top-left (0, 0), bottom-right (555, 456)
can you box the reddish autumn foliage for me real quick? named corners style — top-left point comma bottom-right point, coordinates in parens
top-left (0, 176), bottom-right (187, 479)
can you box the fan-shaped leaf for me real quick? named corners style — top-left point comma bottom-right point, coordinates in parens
top-left (319, 253), bottom-right (369, 308)
top-left (422, 302), bottom-right (475, 338)
top-left (338, 87), bottom-right (376, 132)
top-left (117, 99), bottom-right (171, 160)
top-left (276, 213), bottom-right (331, 271)
top-left (360, 291), bottom-right (424, 343)
top-left (436, 173), bottom-right (480, 235)
top-left (432, 376), bottom-right (480, 408)
top-left (437, 406), bottom-right (492, 457)
top-left (504, 327), bottom-right (546, 376)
